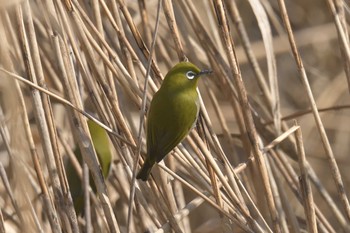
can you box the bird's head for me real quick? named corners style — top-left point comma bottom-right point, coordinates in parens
top-left (161, 62), bottom-right (212, 91)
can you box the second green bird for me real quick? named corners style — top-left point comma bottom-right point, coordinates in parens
top-left (136, 61), bottom-right (212, 181)
top-left (67, 119), bottom-right (112, 215)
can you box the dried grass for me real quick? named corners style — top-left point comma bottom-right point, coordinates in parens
top-left (0, 0), bottom-right (349, 232)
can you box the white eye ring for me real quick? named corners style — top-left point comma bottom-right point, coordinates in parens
top-left (186, 71), bottom-right (196, 80)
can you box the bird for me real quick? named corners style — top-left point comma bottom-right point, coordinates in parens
top-left (66, 119), bottom-right (112, 215)
top-left (136, 61), bottom-right (212, 181)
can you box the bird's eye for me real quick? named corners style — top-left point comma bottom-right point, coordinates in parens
top-left (186, 71), bottom-right (196, 80)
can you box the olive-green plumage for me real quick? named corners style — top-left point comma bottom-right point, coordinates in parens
top-left (136, 62), bottom-right (211, 181)
top-left (66, 119), bottom-right (112, 215)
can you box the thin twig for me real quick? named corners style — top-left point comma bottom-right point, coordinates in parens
top-left (127, 1), bottom-right (163, 233)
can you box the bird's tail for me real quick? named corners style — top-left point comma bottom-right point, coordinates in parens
top-left (136, 159), bottom-right (154, 181)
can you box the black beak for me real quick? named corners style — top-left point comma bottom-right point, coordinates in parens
top-left (198, 69), bottom-right (213, 76)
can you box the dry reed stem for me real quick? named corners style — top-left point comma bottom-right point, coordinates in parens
top-left (0, 164), bottom-right (24, 226)
top-left (276, 156), bottom-right (335, 232)
top-left (295, 124), bottom-right (317, 233)
top-left (198, 89), bottom-right (246, 209)
top-left (226, 0), bottom-right (272, 110)
top-left (16, 80), bottom-right (60, 232)
top-left (15, 4), bottom-right (67, 232)
top-left (163, 0), bottom-right (186, 61)
top-left (158, 164), bottom-right (254, 232)
top-left (0, 209), bottom-right (5, 233)
top-left (0, 68), bottom-right (134, 147)
top-left (270, 160), bottom-right (298, 233)
top-left (128, 1), bottom-right (162, 232)
top-left (25, 193), bottom-right (44, 233)
top-left (326, 0), bottom-right (350, 92)
top-left (247, 0), bottom-right (280, 133)
top-left (212, 1), bottom-right (280, 232)
top-left (275, 150), bottom-right (338, 233)
top-left (155, 196), bottom-right (204, 233)
top-left (116, 0), bottom-right (162, 80)
top-left (307, 165), bottom-right (347, 228)
top-left (277, 0), bottom-right (350, 223)
top-left (56, 2), bottom-right (120, 230)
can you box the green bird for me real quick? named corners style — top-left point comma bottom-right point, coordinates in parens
top-left (136, 61), bottom-right (212, 181)
top-left (66, 119), bottom-right (112, 215)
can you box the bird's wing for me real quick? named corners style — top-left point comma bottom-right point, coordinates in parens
top-left (147, 93), bottom-right (198, 163)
